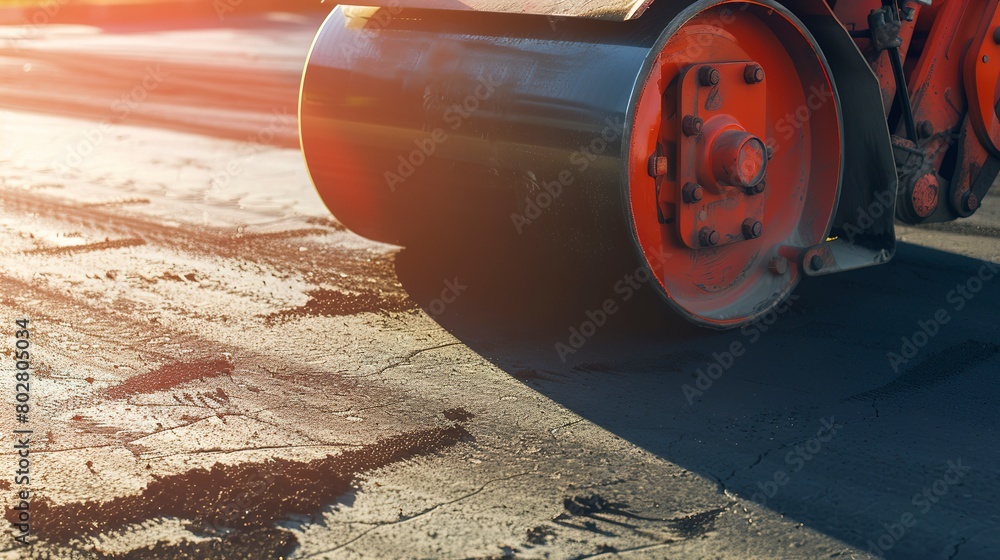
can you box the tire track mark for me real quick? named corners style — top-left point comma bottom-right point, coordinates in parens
top-left (26, 237), bottom-right (146, 256)
top-left (0, 188), bottom-right (415, 315)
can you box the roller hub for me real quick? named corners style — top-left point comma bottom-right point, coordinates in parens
top-left (627, 1), bottom-right (842, 327)
top-left (709, 129), bottom-right (768, 190)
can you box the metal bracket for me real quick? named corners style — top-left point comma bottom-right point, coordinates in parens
top-left (672, 62), bottom-right (768, 250)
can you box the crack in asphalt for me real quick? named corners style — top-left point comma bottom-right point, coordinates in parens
top-left (301, 471), bottom-right (534, 558)
top-left (123, 412), bottom-right (251, 445)
top-left (367, 341), bottom-right (464, 378)
top-left (139, 443), bottom-right (363, 461)
top-left (550, 418), bottom-right (584, 439)
top-left (947, 536), bottom-right (968, 560)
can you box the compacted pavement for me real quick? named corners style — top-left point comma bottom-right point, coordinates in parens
top-left (0, 9), bottom-right (996, 560)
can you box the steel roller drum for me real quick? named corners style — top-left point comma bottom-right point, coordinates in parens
top-left (299, 0), bottom-right (843, 327)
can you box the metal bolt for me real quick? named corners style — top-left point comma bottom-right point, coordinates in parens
top-left (768, 257), bottom-right (788, 275)
top-left (744, 63), bottom-right (765, 84)
top-left (993, 26), bottom-right (1000, 45)
top-left (699, 227), bottom-right (720, 247)
top-left (648, 155), bottom-right (668, 177)
top-left (984, 55), bottom-right (990, 63)
top-left (698, 65), bottom-right (721, 87)
top-left (809, 255), bottom-right (824, 272)
top-left (742, 219), bottom-right (763, 240)
top-left (918, 120), bottom-right (934, 139)
top-left (745, 180), bottom-right (766, 196)
top-left (911, 173), bottom-right (940, 218)
top-left (963, 191), bottom-right (980, 213)
top-left (682, 182), bottom-right (704, 203)
top-left (682, 115), bottom-right (704, 137)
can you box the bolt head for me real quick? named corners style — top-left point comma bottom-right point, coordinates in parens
top-left (648, 155), bottom-right (668, 177)
top-left (745, 180), bottom-right (766, 196)
top-left (809, 255), bottom-right (824, 272)
top-left (742, 219), bottom-right (763, 240)
top-left (698, 66), bottom-right (721, 87)
top-left (768, 257), bottom-right (788, 275)
top-left (993, 26), bottom-right (1000, 45)
top-left (682, 182), bottom-right (704, 203)
top-left (984, 55), bottom-right (990, 63)
top-left (911, 173), bottom-right (939, 218)
top-left (682, 115), bottom-right (704, 137)
top-left (699, 227), bottom-right (720, 247)
top-left (744, 63), bottom-right (765, 84)
top-left (963, 192), bottom-right (980, 213)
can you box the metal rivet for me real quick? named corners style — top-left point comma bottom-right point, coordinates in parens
top-left (768, 257), bottom-right (788, 275)
top-left (682, 182), bottom-right (704, 203)
top-left (745, 180), bottom-right (766, 196)
top-left (963, 191), bottom-right (980, 212)
top-left (682, 115), bottom-right (704, 137)
top-left (698, 65), bottom-right (721, 87)
top-left (648, 155), bottom-right (668, 177)
top-left (744, 63), bottom-right (765, 84)
top-left (742, 219), bottom-right (763, 240)
top-left (809, 255), bottom-right (824, 272)
top-left (699, 227), bottom-right (720, 247)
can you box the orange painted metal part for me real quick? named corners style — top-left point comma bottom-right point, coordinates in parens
top-left (833, 0), bottom-right (920, 114)
top-left (833, 0), bottom-right (1000, 223)
top-left (673, 62), bottom-right (768, 250)
top-left (949, 117), bottom-right (991, 214)
top-left (964, 0), bottom-right (1000, 156)
top-left (906, 0), bottom-right (979, 164)
top-left (627, 0), bottom-right (842, 326)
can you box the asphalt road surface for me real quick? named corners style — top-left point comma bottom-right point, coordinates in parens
top-left (0, 10), bottom-right (996, 560)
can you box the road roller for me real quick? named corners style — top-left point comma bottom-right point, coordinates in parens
top-left (299, 0), bottom-right (1000, 328)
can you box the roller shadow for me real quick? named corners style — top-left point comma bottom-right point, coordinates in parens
top-left (395, 237), bottom-right (1000, 560)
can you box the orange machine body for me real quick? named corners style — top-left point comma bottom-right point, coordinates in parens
top-left (300, 0), bottom-right (1000, 327)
